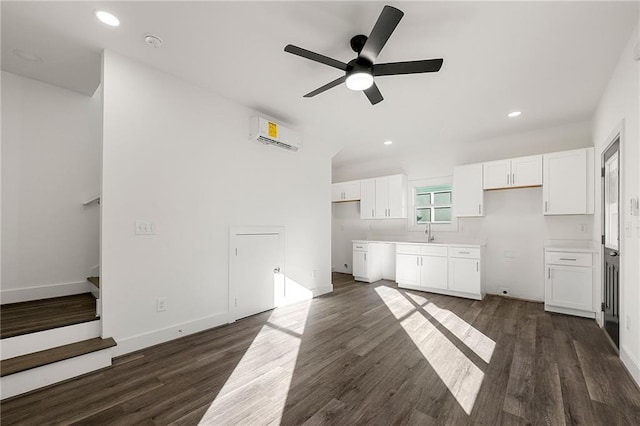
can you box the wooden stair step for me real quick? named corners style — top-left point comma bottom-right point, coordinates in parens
top-left (87, 276), bottom-right (100, 288)
top-left (1, 337), bottom-right (116, 377)
top-left (0, 294), bottom-right (97, 339)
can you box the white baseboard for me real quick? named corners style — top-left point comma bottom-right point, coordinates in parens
top-left (112, 312), bottom-right (228, 357)
top-left (312, 285), bottom-right (333, 297)
top-left (0, 349), bottom-right (113, 400)
top-left (1, 320), bottom-right (101, 360)
top-left (620, 345), bottom-right (640, 388)
top-left (0, 281), bottom-right (92, 304)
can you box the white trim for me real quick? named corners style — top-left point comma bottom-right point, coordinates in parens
top-left (0, 349), bottom-right (113, 400)
top-left (0, 280), bottom-right (93, 304)
top-left (620, 345), bottom-right (640, 388)
top-left (0, 320), bottom-right (101, 360)
top-left (544, 304), bottom-right (596, 319)
top-left (112, 312), bottom-right (227, 357)
top-left (398, 283), bottom-right (483, 301)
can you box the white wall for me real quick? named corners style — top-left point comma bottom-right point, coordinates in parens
top-left (592, 23), bottom-right (640, 385)
top-left (101, 51), bottom-right (335, 355)
top-left (332, 121), bottom-right (594, 301)
top-left (1, 72), bottom-right (101, 302)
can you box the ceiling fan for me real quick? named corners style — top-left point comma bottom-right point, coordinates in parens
top-left (284, 5), bottom-right (444, 105)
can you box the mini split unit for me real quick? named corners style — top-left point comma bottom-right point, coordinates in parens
top-left (249, 116), bottom-right (302, 151)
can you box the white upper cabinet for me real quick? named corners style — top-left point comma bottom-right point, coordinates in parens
top-left (543, 148), bottom-right (594, 215)
top-left (360, 179), bottom-right (376, 219)
top-left (483, 155), bottom-right (542, 189)
top-left (453, 163), bottom-right (484, 217)
top-left (360, 174), bottom-right (407, 219)
top-left (331, 180), bottom-right (361, 202)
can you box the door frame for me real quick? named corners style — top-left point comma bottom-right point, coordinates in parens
top-left (228, 226), bottom-right (285, 323)
top-left (598, 120), bottom-right (625, 331)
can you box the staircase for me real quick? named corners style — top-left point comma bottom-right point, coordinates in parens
top-left (0, 278), bottom-right (116, 400)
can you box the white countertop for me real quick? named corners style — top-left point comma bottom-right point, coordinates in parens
top-left (353, 239), bottom-right (485, 248)
top-left (544, 239), bottom-right (599, 253)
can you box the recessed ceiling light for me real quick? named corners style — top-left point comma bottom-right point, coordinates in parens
top-left (508, 111), bottom-right (522, 118)
top-left (95, 10), bottom-right (120, 27)
top-left (383, 140), bottom-right (393, 145)
top-left (13, 49), bottom-right (43, 63)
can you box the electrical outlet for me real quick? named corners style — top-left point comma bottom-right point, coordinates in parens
top-left (578, 223), bottom-right (588, 233)
top-left (499, 287), bottom-right (510, 296)
top-left (627, 315), bottom-right (631, 330)
top-left (156, 298), bottom-right (167, 312)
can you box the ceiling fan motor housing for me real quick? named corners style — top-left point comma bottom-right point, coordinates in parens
top-left (350, 34), bottom-right (368, 53)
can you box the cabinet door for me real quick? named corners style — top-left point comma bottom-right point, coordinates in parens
top-left (545, 265), bottom-right (593, 311)
top-left (342, 181), bottom-right (361, 201)
top-left (420, 255), bottom-right (448, 290)
top-left (483, 159), bottom-right (511, 189)
top-left (375, 177), bottom-right (389, 218)
top-left (448, 257), bottom-right (480, 294)
top-left (453, 163), bottom-right (484, 217)
top-left (331, 183), bottom-right (344, 202)
top-left (511, 155), bottom-right (542, 187)
top-left (543, 149), bottom-right (587, 215)
top-left (353, 251), bottom-right (367, 279)
top-left (387, 174), bottom-right (407, 218)
top-left (396, 254), bottom-right (420, 286)
top-left (360, 179), bottom-right (376, 219)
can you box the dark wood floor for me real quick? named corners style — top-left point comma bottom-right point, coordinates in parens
top-left (0, 293), bottom-right (97, 339)
top-left (2, 274), bottom-right (640, 425)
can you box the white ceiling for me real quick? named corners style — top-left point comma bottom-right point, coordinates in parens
top-left (2, 1), bottom-right (638, 169)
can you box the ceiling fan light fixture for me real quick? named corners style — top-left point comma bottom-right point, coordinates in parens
top-left (346, 72), bottom-right (374, 91)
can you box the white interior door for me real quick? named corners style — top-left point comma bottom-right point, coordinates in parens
top-left (229, 229), bottom-right (283, 322)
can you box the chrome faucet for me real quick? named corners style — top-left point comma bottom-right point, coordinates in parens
top-left (425, 223), bottom-right (435, 242)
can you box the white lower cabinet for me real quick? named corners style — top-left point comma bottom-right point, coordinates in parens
top-left (544, 249), bottom-right (595, 318)
top-left (353, 242), bottom-right (382, 283)
top-left (396, 243), bottom-right (483, 300)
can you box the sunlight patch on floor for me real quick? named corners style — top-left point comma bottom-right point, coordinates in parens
top-left (199, 301), bottom-right (310, 425)
top-left (424, 302), bottom-right (495, 363)
top-left (375, 286), bottom-right (484, 415)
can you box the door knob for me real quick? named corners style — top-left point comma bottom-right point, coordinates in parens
top-left (273, 267), bottom-right (281, 273)
top-left (609, 252), bottom-right (618, 257)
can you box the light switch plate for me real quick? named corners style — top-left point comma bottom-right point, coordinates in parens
top-left (135, 220), bottom-right (155, 235)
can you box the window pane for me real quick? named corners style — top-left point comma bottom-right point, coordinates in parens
top-left (416, 193), bottom-right (432, 207)
top-left (434, 207), bottom-right (451, 222)
top-left (416, 208), bottom-right (431, 223)
top-left (433, 192), bottom-right (451, 205)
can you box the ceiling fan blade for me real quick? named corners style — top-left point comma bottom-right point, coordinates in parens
top-left (359, 6), bottom-right (404, 64)
top-left (374, 59), bottom-right (444, 76)
top-left (304, 76), bottom-right (347, 98)
top-left (364, 82), bottom-right (384, 105)
top-left (284, 45), bottom-right (348, 71)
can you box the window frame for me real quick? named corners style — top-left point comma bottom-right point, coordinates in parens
top-left (408, 176), bottom-right (458, 232)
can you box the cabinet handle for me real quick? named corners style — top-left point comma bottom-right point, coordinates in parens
top-left (421, 257), bottom-right (423, 266)
top-left (512, 173), bottom-right (515, 185)
top-left (548, 268), bottom-right (551, 279)
top-left (545, 201), bottom-right (548, 212)
top-left (507, 173), bottom-right (510, 185)
top-left (364, 253), bottom-right (367, 262)
top-left (459, 251), bottom-right (470, 254)
top-left (372, 208), bottom-right (374, 217)
top-left (559, 258), bottom-right (576, 261)
top-left (476, 261), bottom-right (479, 272)
top-left (417, 257), bottom-right (419, 266)
top-left (478, 204), bottom-right (481, 215)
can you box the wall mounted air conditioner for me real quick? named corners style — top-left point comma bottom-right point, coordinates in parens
top-left (249, 116), bottom-right (302, 152)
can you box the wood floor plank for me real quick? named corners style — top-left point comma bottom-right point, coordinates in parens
top-left (0, 293), bottom-right (97, 338)
top-left (2, 273), bottom-right (640, 425)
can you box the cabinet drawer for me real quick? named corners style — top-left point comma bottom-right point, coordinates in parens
top-left (545, 251), bottom-right (592, 267)
top-left (396, 244), bottom-right (421, 254)
top-left (353, 243), bottom-right (368, 252)
top-left (421, 245), bottom-right (448, 257)
top-left (449, 247), bottom-right (480, 259)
